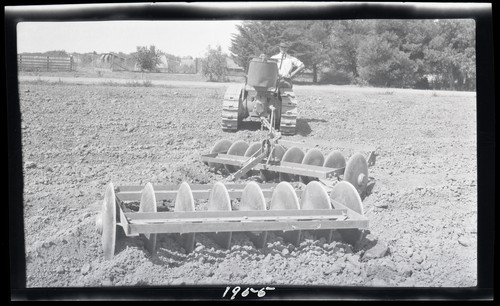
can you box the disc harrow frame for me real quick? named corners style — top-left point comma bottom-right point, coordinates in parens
top-left (202, 137), bottom-right (377, 197)
top-left (96, 181), bottom-right (369, 260)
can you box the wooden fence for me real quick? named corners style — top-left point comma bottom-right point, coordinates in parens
top-left (17, 55), bottom-right (74, 72)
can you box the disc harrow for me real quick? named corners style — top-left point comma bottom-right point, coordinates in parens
top-left (202, 138), bottom-right (377, 197)
top-left (95, 180), bottom-right (368, 260)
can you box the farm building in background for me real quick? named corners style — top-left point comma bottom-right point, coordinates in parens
top-left (154, 55), bottom-right (171, 72)
top-left (95, 53), bottom-right (134, 72)
top-left (226, 57), bottom-right (244, 75)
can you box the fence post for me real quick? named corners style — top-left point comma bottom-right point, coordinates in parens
top-left (19, 54), bottom-right (22, 70)
top-left (70, 55), bottom-right (73, 71)
top-left (47, 56), bottom-right (50, 72)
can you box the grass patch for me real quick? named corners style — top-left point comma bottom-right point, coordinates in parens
top-left (125, 80), bottom-right (153, 87)
top-left (20, 76), bottom-right (54, 85)
top-left (96, 80), bottom-right (154, 87)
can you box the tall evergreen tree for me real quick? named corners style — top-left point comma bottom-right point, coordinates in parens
top-left (229, 21), bottom-right (286, 72)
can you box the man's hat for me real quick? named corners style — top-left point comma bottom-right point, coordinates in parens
top-left (279, 41), bottom-right (291, 48)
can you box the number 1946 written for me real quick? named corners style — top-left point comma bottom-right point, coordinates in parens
top-left (222, 286), bottom-right (275, 299)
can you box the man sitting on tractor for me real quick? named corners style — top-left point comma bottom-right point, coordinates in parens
top-left (271, 41), bottom-right (305, 88)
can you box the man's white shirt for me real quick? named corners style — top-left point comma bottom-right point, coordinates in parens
top-left (271, 52), bottom-right (304, 78)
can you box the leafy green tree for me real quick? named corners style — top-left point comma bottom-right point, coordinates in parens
top-left (229, 19), bottom-right (476, 90)
top-left (201, 45), bottom-right (228, 82)
top-left (326, 20), bottom-right (372, 84)
top-left (133, 45), bottom-right (162, 72)
top-left (78, 53), bottom-right (94, 66)
top-left (45, 50), bottom-right (69, 57)
top-left (424, 19), bottom-right (476, 90)
top-left (357, 35), bottom-right (399, 87)
top-left (360, 21), bottom-right (419, 87)
top-left (281, 21), bottom-right (333, 83)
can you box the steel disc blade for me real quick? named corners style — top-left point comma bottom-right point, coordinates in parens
top-left (240, 181), bottom-right (267, 211)
top-left (330, 181), bottom-right (364, 245)
top-left (281, 146), bottom-right (305, 164)
top-left (300, 181), bottom-right (333, 243)
top-left (272, 145), bottom-right (287, 161)
top-left (300, 148), bottom-right (325, 184)
top-left (174, 182), bottom-right (195, 253)
top-left (300, 181), bottom-right (331, 210)
top-left (139, 183), bottom-right (158, 255)
top-left (224, 140), bottom-right (249, 173)
top-left (208, 182), bottom-right (232, 211)
top-left (139, 183), bottom-right (157, 213)
top-left (207, 182), bottom-right (232, 249)
top-left (208, 139), bottom-right (233, 170)
top-left (330, 181), bottom-right (364, 215)
top-left (240, 181), bottom-right (268, 248)
top-left (344, 153), bottom-right (369, 196)
top-left (279, 146), bottom-right (305, 182)
top-left (244, 142), bottom-right (262, 157)
top-left (270, 182), bottom-right (301, 210)
top-left (174, 182), bottom-right (195, 212)
top-left (211, 139), bottom-right (233, 154)
top-left (260, 145), bottom-right (286, 181)
top-left (270, 182), bottom-right (301, 245)
top-left (102, 182), bottom-right (117, 260)
top-left (323, 150), bottom-right (346, 169)
top-left (244, 142), bottom-right (262, 177)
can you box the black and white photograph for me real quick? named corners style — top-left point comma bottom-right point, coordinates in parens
top-left (7, 2), bottom-right (494, 301)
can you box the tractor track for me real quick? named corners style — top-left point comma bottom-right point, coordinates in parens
top-left (221, 84), bottom-right (243, 132)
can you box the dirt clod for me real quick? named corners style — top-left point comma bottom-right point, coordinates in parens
top-left (81, 264), bottom-right (91, 275)
top-left (362, 240), bottom-right (389, 261)
top-left (458, 236), bottom-right (471, 247)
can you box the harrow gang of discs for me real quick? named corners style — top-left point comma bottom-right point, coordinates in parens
top-left (96, 180), bottom-right (368, 260)
top-left (202, 138), bottom-right (376, 196)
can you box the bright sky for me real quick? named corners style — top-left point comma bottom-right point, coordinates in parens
top-left (17, 20), bottom-right (243, 58)
top-left (13, 2), bottom-right (489, 57)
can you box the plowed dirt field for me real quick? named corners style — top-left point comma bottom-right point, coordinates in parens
top-left (18, 79), bottom-right (477, 289)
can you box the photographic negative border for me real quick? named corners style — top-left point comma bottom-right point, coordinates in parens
top-left (6, 1), bottom-right (495, 301)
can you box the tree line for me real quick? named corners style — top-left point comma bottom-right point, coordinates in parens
top-left (229, 19), bottom-right (476, 91)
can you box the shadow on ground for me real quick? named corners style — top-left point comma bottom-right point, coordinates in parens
top-left (237, 121), bottom-right (262, 132)
top-left (225, 118), bottom-right (325, 137)
top-left (296, 118), bottom-right (328, 136)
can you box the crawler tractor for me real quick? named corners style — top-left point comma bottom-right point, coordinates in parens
top-left (221, 55), bottom-right (297, 135)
